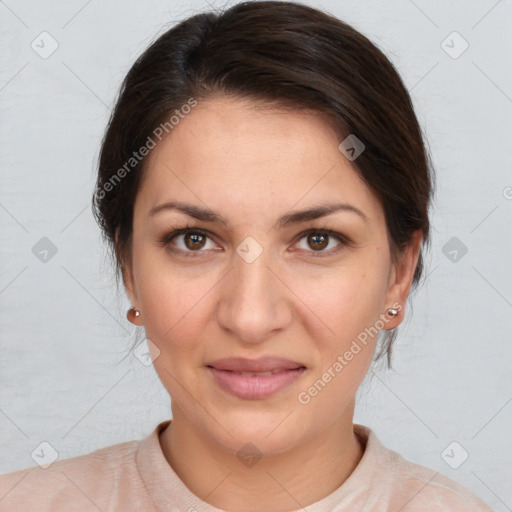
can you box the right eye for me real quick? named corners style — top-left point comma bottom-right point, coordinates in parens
top-left (159, 227), bottom-right (219, 257)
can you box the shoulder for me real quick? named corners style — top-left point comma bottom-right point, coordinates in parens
top-left (354, 425), bottom-right (493, 511)
top-left (0, 438), bottom-right (141, 512)
top-left (388, 454), bottom-right (493, 511)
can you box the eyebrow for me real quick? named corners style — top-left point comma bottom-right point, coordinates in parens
top-left (149, 200), bottom-right (368, 228)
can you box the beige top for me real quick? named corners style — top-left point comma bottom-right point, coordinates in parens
top-left (0, 420), bottom-right (492, 511)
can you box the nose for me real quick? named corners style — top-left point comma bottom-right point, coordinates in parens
top-left (216, 247), bottom-right (293, 344)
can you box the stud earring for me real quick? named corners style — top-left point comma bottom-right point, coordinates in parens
top-left (126, 307), bottom-right (141, 323)
top-left (386, 308), bottom-right (399, 317)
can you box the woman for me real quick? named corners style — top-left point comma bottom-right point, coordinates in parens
top-left (0, 1), bottom-right (493, 510)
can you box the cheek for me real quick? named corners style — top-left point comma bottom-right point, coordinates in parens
top-left (140, 281), bottom-right (210, 351)
top-left (292, 263), bottom-right (387, 350)
top-left (133, 248), bottom-right (217, 348)
top-left (294, 268), bottom-right (383, 413)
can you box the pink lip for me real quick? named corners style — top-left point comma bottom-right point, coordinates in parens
top-left (206, 357), bottom-right (306, 400)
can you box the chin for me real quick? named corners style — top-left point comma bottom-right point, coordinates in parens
top-left (204, 410), bottom-right (308, 457)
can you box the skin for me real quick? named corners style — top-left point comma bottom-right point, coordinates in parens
top-left (122, 95), bottom-right (422, 511)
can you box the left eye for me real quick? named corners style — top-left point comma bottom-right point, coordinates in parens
top-left (295, 230), bottom-right (345, 254)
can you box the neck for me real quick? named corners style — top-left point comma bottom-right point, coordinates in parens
top-left (159, 405), bottom-right (364, 511)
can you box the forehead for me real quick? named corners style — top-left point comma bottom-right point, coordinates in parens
top-left (136, 96), bottom-right (383, 227)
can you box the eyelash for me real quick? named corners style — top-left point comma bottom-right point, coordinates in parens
top-left (158, 224), bottom-right (350, 259)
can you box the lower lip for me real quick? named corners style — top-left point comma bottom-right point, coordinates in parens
top-left (207, 367), bottom-right (306, 400)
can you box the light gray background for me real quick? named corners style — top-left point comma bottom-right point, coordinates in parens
top-left (1, 0), bottom-right (511, 510)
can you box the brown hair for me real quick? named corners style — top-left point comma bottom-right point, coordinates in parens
top-left (92, 1), bottom-right (435, 366)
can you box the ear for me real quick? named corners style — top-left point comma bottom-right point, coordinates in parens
top-left (384, 229), bottom-right (423, 328)
top-left (116, 229), bottom-right (143, 326)
top-left (122, 259), bottom-right (137, 305)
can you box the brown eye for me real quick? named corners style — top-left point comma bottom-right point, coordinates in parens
top-left (294, 229), bottom-right (347, 257)
top-left (307, 233), bottom-right (329, 251)
top-left (184, 232), bottom-right (207, 250)
top-left (160, 228), bottom-right (216, 255)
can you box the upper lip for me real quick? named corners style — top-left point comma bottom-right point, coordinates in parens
top-left (206, 357), bottom-right (305, 372)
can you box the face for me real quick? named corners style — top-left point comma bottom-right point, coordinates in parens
top-left (123, 95), bottom-right (421, 454)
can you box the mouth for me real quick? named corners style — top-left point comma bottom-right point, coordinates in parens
top-left (205, 357), bottom-right (306, 399)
